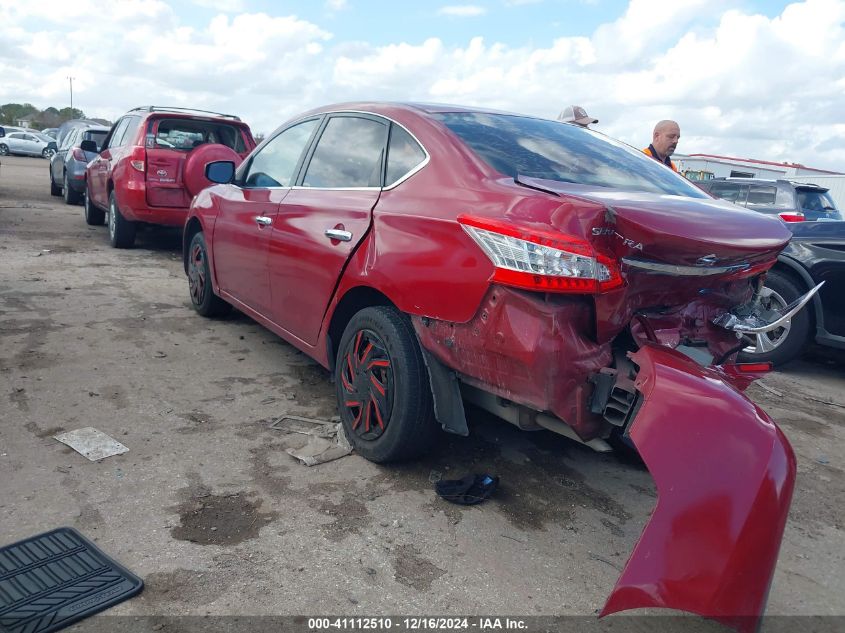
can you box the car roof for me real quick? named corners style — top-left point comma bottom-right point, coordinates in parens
top-left (709, 176), bottom-right (829, 193)
top-left (295, 101), bottom-right (550, 122)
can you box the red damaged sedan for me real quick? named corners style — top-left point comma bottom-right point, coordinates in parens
top-left (183, 103), bottom-right (817, 631)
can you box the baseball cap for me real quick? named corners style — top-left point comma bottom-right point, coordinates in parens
top-left (558, 105), bottom-right (598, 125)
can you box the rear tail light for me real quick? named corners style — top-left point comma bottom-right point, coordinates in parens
top-left (458, 214), bottom-right (623, 294)
top-left (778, 211), bottom-right (804, 222)
top-left (129, 146), bottom-right (146, 172)
top-left (71, 147), bottom-right (87, 161)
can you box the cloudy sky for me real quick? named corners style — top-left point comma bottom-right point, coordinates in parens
top-left (1, 0), bottom-right (843, 170)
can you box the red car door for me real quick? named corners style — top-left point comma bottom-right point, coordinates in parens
top-left (212, 119), bottom-right (321, 315)
top-left (88, 117), bottom-right (131, 208)
top-left (267, 114), bottom-right (388, 345)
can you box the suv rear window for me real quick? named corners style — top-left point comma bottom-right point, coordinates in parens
top-left (435, 112), bottom-right (708, 197)
top-left (149, 118), bottom-right (247, 153)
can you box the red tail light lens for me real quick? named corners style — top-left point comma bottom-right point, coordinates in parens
top-left (778, 211), bottom-right (804, 222)
top-left (458, 214), bottom-right (623, 294)
top-left (129, 146), bottom-right (146, 172)
top-left (71, 147), bottom-right (87, 161)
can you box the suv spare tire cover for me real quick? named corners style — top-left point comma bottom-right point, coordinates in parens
top-left (183, 144), bottom-right (243, 197)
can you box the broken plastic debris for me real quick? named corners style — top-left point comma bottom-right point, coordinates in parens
top-left (714, 281), bottom-right (823, 333)
top-left (269, 415), bottom-right (353, 466)
top-left (53, 427), bottom-right (128, 462)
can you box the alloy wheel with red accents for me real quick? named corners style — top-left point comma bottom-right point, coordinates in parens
top-left (335, 306), bottom-right (438, 463)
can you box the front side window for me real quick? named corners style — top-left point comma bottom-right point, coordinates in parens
top-left (243, 118), bottom-right (320, 188)
top-left (301, 116), bottom-right (387, 188)
top-left (386, 125), bottom-right (426, 186)
top-left (436, 112), bottom-right (709, 197)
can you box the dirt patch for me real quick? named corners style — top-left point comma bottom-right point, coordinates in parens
top-left (24, 421), bottom-right (65, 439)
top-left (102, 384), bottom-right (129, 410)
top-left (309, 482), bottom-right (373, 542)
top-left (9, 387), bottom-right (28, 411)
top-left (139, 568), bottom-right (234, 606)
top-left (171, 491), bottom-right (278, 546)
top-left (249, 444), bottom-right (293, 498)
top-left (175, 410), bottom-right (219, 434)
top-left (392, 544), bottom-right (445, 591)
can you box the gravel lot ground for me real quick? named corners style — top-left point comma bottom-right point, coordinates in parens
top-left (1, 154), bottom-right (843, 630)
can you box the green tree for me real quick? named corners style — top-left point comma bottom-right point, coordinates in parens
top-left (0, 103), bottom-right (39, 125)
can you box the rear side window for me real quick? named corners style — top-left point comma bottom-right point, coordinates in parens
top-left (61, 129), bottom-right (78, 150)
top-left (243, 118), bottom-right (319, 188)
top-left (301, 116), bottom-right (387, 188)
top-left (386, 125), bottom-right (426, 186)
top-left (746, 185), bottom-right (777, 207)
top-left (149, 118), bottom-right (248, 153)
top-left (709, 182), bottom-right (749, 205)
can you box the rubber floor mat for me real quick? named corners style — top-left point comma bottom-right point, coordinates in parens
top-left (0, 527), bottom-right (143, 633)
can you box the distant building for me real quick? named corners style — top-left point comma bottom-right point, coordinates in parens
top-left (14, 113), bottom-right (37, 128)
top-left (674, 153), bottom-right (842, 181)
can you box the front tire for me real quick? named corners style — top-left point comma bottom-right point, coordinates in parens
top-left (738, 270), bottom-right (811, 366)
top-left (108, 191), bottom-right (136, 248)
top-left (84, 186), bottom-right (105, 225)
top-left (63, 172), bottom-right (81, 205)
top-left (335, 306), bottom-right (437, 463)
top-left (187, 231), bottom-right (231, 317)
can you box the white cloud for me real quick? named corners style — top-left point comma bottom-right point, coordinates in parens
top-left (437, 5), bottom-right (487, 17)
top-left (0, 1), bottom-right (843, 170)
top-left (325, 0), bottom-right (348, 10)
top-left (191, 0), bottom-right (247, 11)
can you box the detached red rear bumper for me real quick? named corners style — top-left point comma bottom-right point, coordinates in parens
top-left (602, 345), bottom-right (796, 633)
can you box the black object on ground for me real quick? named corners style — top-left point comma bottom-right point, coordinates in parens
top-left (0, 527), bottom-right (143, 633)
top-left (435, 473), bottom-right (499, 505)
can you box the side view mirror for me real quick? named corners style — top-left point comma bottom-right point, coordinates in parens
top-left (0, 126), bottom-right (5, 138)
top-left (206, 160), bottom-right (235, 184)
top-left (80, 140), bottom-right (98, 153)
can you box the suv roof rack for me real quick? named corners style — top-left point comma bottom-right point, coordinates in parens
top-left (128, 106), bottom-right (241, 121)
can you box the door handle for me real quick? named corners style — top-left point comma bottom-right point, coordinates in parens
top-left (325, 228), bottom-right (352, 242)
top-left (255, 216), bottom-right (272, 227)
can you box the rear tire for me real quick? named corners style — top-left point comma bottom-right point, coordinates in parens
top-left (0, 144), bottom-right (8, 156)
top-left (335, 306), bottom-right (438, 463)
top-left (738, 270), bottom-right (811, 366)
top-left (63, 172), bottom-right (81, 205)
top-left (84, 186), bottom-right (105, 225)
top-left (187, 231), bottom-right (231, 317)
top-left (50, 173), bottom-right (62, 196)
top-left (108, 190), bottom-right (136, 248)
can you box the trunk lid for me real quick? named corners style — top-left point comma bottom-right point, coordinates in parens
top-left (518, 177), bottom-right (791, 267)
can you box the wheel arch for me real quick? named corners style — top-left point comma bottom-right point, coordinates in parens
top-left (325, 286), bottom-right (394, 372)
top-left (183, 217), bottom-right (204, 275)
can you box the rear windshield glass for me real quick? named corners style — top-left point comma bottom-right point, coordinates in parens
top-left (797, 189), bottom-right (838, 211)
top-left (435, 112), bottom-right (708, 198)
top-left (149, 118), bottom-right (247, 153)
top-left (82, 130), bottom-right (108, 146)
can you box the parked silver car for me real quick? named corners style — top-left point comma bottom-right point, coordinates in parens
top-left (0, 131), bottom-right (57, 158)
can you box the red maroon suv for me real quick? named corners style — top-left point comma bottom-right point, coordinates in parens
top-left (83, 106), bottom-right (256, 248)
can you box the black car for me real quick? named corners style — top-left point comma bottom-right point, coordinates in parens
top-left (698, 177), bottom-right (842, 222)
top-left (739, 221), bottom-right (845, 365)
top-left (49, 124), bottom-right (109, 204)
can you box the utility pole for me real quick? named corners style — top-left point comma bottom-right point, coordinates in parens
top-left (68, 76), bottom-right (75, 113)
